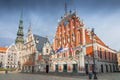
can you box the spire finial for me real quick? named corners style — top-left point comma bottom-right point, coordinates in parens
top-left (28, 22), bottom-right (32, 32)
top-left (46, 36), bottom-right (48, 41)
top-left (74, 8), bottom-right (77, 15)
top-left (20, 9), bottom-right (23, 20)
top-left (15, 11), bottom-right (24, 44)
top-left (65, 2), bottom-right (67, 14)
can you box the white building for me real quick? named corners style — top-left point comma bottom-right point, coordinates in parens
top-left (5, 44), bottom-right (18, 68)
top-left (21, 26), bottom-right (53, 72)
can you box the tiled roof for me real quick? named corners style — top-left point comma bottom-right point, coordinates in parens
top-left (94, 35), bottom-right (107, 47)
top-left (0, 46), bottom-right (7, 52)
top-left (33, 34), bottom-right (49, 52)
top-left (85, 29), bottom-right (107, 47)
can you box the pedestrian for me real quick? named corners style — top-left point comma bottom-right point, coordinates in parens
top-left (5, 70), bottom-right (8, 74)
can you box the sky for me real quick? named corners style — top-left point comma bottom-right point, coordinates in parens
top-left (0, 0), bottom-right (120, 51)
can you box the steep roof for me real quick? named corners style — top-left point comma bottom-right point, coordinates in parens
top-left (85, 28), bottom-right (114, 50)
top-left (0, 46), bottom-right (7, 52)
top-left (33, 34), bottom-right (49, 52)
top-left (94, 35), bottom-right (107, 47)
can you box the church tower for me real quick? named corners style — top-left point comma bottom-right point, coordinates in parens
top-left (15, 12), bottom-right (24, 50)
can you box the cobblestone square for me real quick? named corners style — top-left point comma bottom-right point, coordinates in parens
top-left (0, 71), bottom-right (120, 80)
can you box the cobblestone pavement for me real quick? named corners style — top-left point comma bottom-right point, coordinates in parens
top-left (0, 71), bottom-right (120, 80)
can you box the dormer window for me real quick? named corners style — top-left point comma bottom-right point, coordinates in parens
top-left (36, 38), bottom-right (39, 43)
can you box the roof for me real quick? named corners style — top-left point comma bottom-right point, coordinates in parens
top-left (85, 29), bottom-right (107, 47)
top-left (94, 35), bottom-right (107, 47)
top-left (33, 34), bottom-right (50, 52)
top-left (0, 46), bottom-right (7, 52)
top-left (85, 28), bottom-right (116, 51)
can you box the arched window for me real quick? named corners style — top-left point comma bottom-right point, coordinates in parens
top-left (77, 31), bottom-right (80, 44)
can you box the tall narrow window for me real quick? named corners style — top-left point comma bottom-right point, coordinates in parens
top-left (63, 53), bottom-right (66, 57)
top-left (57, 54), bottom-right (59, 58)
top-left (112, 53), bottom-right (114, 61)
top-left (46, 49), bottom-right (49, 53)
top-left (77, 31), bottom-right (80, 45)
top-left (100, 48), bottom-right (102, 59)
top-left (105, 50), bottom-right (106, 60)
top-left (109, 52), bottom-right (110, 60)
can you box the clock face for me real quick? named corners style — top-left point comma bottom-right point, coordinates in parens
top-left (36, 38), bottom-right (39, 43)
top-left (76, 50), bottom-right (80, 55)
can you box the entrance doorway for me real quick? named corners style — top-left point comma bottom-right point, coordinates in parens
top-left (85, 64), bottom-right (88, 74)
top-left (63, 64), bottom-right (67, 72)
top-left (73, 64), bottom-right (77, 72)
top-left (106, 65), bottom-right (108, 72)
top-left (109, 65), bottom-right (112, 72)
top-left (32, 66), bottom-right (34, 73)
top-left (101, 64), bottom-right (103, 73)
top-left (46, 65), bottom-right (49, 73)
top-left (113, 65), bottom-right (115, 72)
top-left (55, 65), bottom-right (58, 72)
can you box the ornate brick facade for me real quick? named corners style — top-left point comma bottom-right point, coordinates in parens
top-left (51, 10), bottom-right (118, 74)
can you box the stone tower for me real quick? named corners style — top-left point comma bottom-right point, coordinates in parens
top-left (15, 13), bottom-right (24, 50)
top-left (15, 12), bottom-right (24, 70)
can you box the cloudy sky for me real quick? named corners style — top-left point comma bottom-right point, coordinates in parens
top-left (0, 0), bottom-right (120, 50)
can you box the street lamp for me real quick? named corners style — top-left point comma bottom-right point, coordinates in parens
top-left (18, 61), bottom-right (21, 70)
top-left (91, 28), bottom-right (97, 79)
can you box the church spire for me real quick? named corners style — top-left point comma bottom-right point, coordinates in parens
top-left (27, 22), bottom-right (32, 35)
top-left (15, 12), bottom-right (24, 44)
top-left (65, 2), bottom-right (67, 15)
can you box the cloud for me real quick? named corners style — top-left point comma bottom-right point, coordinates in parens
top-left (0, 0), bottom-right (120, 51)
top-left (0, 37), bottom-right (13, 46)
top-left (82, 10), bottom-right (120, 50)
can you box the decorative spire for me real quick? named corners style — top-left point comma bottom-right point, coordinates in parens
top-left (27, 22), bottom-right (32, 35)
top-left (28, 22), bottom-right (32, 32)
top-left (69, 10), bottom-right (72, 14)
top-left (73, 8), bottom-right (77, 15)
top-left (15, 12), bottom-right (24, 44)
top-left (65, 2), bottom-right (67, 15)
top-left (20, 10), bottom-right (23, 21)
top-left (46, 36), bottom-right (48, 42)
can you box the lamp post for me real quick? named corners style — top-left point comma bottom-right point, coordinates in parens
top-left (87, 54), bottom-right (92, 79)
top-left (91, 28), bottom-right (97, 79)
top-left (18, 61), bottom-right (21, 70)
